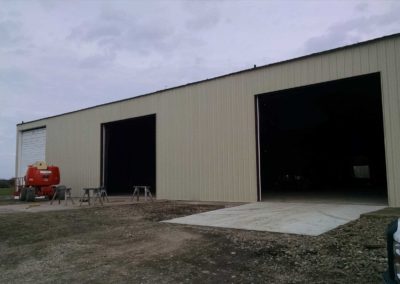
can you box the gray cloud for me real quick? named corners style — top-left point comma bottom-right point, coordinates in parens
top-left (81, 25), bottom-right (121, 42)
top-left (0, 20), bottom-right (26, 48)
top-left (304, 3), bottom-right (400, 53)
top-left (79, 52), bottom-right (116, 69)
top-left (99, 7), bottom-right (130, 23)
top-left (125, 24), bottom-right (175, 52)
top-left (0, 68), bottom-right (30, 85)
top-left (67, 11), bottom-right (177, 57)
top-left (184, 3), bottom-right (221, 31)
top-left (355, 2), bottom-right (368, 13)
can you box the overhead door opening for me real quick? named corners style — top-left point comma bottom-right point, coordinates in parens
top-left (256, 73), bottom-right (387, 203)
top-left (18, 127), bottom-right (46, 178)
top-left (102, 114), bottom-right (156, 195)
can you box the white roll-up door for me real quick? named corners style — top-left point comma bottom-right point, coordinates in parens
top-left (18, 128), bottom-right (46, 177)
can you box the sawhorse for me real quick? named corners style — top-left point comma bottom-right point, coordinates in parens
top-left (50, 186), bottom-right (75, 205)
top-left (131, 186), bottom-right (153, 202)
top-left (79, 187), bottom-right (104, 206)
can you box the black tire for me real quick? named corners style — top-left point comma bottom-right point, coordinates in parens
top-left (26, 188), bottom-right (36, 202)
top-left (19, 187), bottom-right (27, 201)
top-left (55, 185), bottom-right (66, 200)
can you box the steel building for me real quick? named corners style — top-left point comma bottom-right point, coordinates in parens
top-left (16, 34), bottom-right (400, 206)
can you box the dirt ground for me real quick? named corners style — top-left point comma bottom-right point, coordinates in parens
top-left (0, 201), bottom-right (395, 283)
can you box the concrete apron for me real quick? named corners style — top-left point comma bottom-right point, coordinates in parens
top-left (163, 202), bottom-right (385, 236)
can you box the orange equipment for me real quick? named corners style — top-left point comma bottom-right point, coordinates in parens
top-left (17, 161), bottom-right (60, 201)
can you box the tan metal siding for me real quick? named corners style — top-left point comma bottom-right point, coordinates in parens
top-left (382, 38), bottom-right (400, 206)
top-left (153, 79), bottom-right (257, 201)
top-left (17, 36), bottom-right (400, 205)
top-left (395, 38), bottom-right (400, 205)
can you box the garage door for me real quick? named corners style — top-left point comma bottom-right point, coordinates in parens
top-left (256, 72), bottom-right (387, 201)
top-left (18, 128), bottom-right (46, 177)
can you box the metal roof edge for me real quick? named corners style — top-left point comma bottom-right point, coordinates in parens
top-left (17, 32), bottom-right (400, 127)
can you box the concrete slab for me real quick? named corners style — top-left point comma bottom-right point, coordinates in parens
top-left (163, 202), bottom-right (385, 236)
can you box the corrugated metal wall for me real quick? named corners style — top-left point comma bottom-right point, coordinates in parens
top-left (16, 36), bottom-right (400, 205)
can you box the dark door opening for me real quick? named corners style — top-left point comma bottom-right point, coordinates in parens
top-left (101, 114), bottom-right (156, 195)
top-left (256, 73), bottom-right (387, 202)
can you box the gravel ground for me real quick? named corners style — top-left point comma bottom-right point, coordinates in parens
top-left (0, 201), bottom-right (396, 283)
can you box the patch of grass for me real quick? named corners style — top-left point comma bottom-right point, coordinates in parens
top-left (0, 187), bottom-right (14, 196)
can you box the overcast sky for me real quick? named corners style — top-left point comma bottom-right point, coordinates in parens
top-left (1, 0), bottom-right (400, 178)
